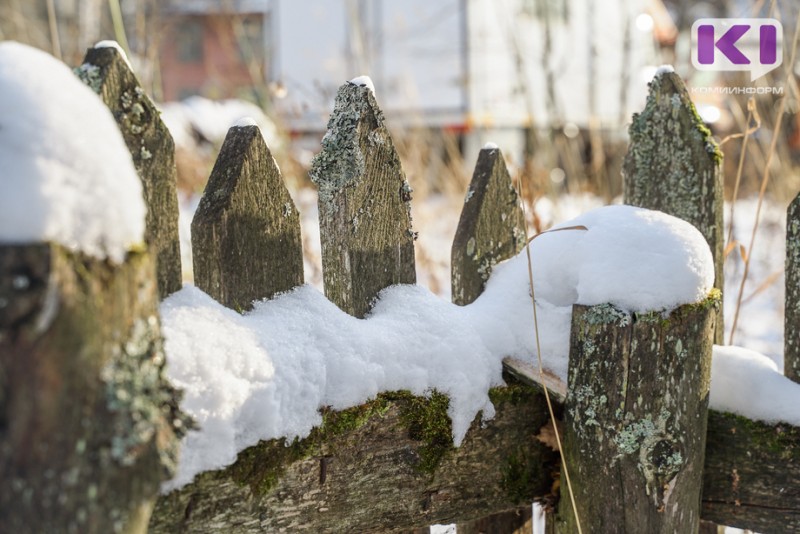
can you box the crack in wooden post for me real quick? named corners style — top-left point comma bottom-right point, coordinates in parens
top-left (76, 45), bottom-right (183, 298)
top-left (309, 82), bottom-right (416, 318)
top-left (191, 124), bottom-right (303, 311)
top-left (623, 71), bottom-right (724, 343)
top-left (451, 146), bottom-right (526, 306)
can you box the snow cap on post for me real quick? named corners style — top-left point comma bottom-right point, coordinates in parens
top-left (0, 42), bottom-right (145, 262)
top-left (309, 79), bottom-right (416, 318)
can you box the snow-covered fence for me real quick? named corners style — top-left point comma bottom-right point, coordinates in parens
top-left (309, 81), bottom-right (417, 318)
top-left (191, 123), bottom-right (304, 311)
top-left (623, 69), bottom-right (724, 344)
top-left (76, 45), bottom-right (183, 298)
top-left (3, 43), bottom-right (800, 534)
top-left (451, 145), bottom-right (527, 306)
top-left (450, 147), bottom-right (530, 531)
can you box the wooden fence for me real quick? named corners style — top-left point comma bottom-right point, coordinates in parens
top-left (1, 45), bottom-right (799, 533)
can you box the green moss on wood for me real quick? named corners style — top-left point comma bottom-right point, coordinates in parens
top-left (488, 382), bottom-right (538, 407)
top-left (387, 390), bottom-right (454, 474)
top-left (500, 448), bottom-right (541, 504)
top-left (712, 411), bottom-right (800, 456)
top-left (623, 70), bottom-right (724, 344)
top-left (229, 397), bottom-right (392, 496)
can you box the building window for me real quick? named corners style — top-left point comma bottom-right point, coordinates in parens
top-left (177, 18), bottom-right (204, 63)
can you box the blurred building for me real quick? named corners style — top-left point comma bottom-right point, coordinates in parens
top-left (157, 0), bottom-right (269, 102)
top-left (156, 0), bottom-right (676, 166)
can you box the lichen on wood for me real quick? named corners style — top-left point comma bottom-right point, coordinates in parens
top-left (558, 295), bottom-right (717, 533)
top-left (77, 46), bottom-right (182, 298)
top-left (309, 82), bottom-right (416, 318)
top-left (623, 71), bottom-right (724, 343)
top-left (452, 146), bottom-right (526, 305)
top-left (785, 194), bottom-right (800, 383)
top-left (0, 244), bottom-right (189, 533)
top-left (191, 125), bottom-right (303, 311)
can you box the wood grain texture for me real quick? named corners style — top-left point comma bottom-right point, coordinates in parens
top-left (309, 82), bottom-right (416, 318)
top-left (191, 125), bottom-right (303, 311)
top-left (142, 355), bottom-right (800, 533)
top-left (557, 299), bottom-right (716, 533)
top-left (78, 46), bottom-right (182, 298)
top-left (786, 194), bottom-right (800, 383)
top-left (702, 411), bottom-right (800, 533)
top-left (0, 244), bottom-right (188, 533)
top-left (452, 147), bottom-right (526, 306)
top-left (149, 383), bottom-right (559, 533)
top-left (623, 71), bottom-right (724, 343)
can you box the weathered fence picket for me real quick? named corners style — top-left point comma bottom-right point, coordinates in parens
top-left (309, 81), bottom-right (416, 318)
top-left (450, 146), bottom-right (532, 532)
top-left (0, 244), bottom-right (189, 533)
top-left (623, 70), bottom-right (724, 343)
top-left (558, 298), bottom-right (717, 533)
top-left (786, 193), bottom-right (800, 383)
top-left (446, 144), bottom-right (562, 531)
top-left (451, 146), bottom-right (527, 306)
top-left (76, 45), bottom-right (183, 298)
top-left (191, 124), bottom-right (304, 311)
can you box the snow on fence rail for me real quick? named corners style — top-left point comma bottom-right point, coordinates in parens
top-left (2, 44), bottom-right (800, 534)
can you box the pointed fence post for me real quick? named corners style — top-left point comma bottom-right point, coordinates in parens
top-left (785, 194), bottom-right (800, 383)
top-left (451, 146), bottom-right (527, 305)
top-left (623, 71), bottom-right (724, 343)
top-left (309, 82), bottom-right (416, 318)
top-left (191, 125), bottom-right (304, 311)
top-left (451, 145), bottom-right (532, 531)
top-left (0, 245), bottom-right (189, 533)
top-left (557, 296), bottom-right (718, 533)
top-left (76, 45), bottom-right (182, 298)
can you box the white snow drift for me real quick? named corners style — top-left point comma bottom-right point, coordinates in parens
top-left (160, 205), bottom-right (725, 490)
top-left (0, 42), bottom-right (145, 262)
